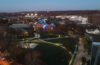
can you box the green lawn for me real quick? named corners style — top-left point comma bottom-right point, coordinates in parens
top-left (44, 37), bottom-right (76, 53)
top-left (44, 37), bottom-right (71, 43)
top-left (18, 35), bottom-right (76, 65)
top-left (34, 42), bottom-right (70, 65)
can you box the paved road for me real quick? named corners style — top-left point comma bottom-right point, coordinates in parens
top-left (73, 40), bottom-right (90, 65)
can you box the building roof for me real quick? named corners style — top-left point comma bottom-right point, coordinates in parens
top-left (9, 24), bottom-right (30, 28)
top-left (93, 42), bottom-right (100, 46)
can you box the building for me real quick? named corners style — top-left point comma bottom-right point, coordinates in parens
top-left (85, 30), bottom-right (100, 65)
top-left (0, 24), bottom-right (8, 39)
top-left (25, 13), bottom-right (38, 18)
top-left (91, 41), bottom-right (100, 65)
top-left (88, 15), bottom-right (100, 25)
top-left (86, 29), bottom-right (100, 35)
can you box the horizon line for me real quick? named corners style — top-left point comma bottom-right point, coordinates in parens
top-left (0, 9), bottom-right (100, 13)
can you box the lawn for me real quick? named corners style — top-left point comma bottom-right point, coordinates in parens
top-left (44, 37), bottom-right (76, 53)
top-left (34, 42), bottom-right (70, 65)
top-left (17, 35), bottom-right (76, 65)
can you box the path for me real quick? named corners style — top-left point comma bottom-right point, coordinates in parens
top-left (73, 40), bottom-right (90, 65)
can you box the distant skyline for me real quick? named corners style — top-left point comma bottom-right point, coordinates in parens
top-left (0, 0), bottom-right (100, 12)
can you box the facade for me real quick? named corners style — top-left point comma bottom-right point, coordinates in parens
top-left (86, 29), bottom-right (100, 35)
top-left (91, 42), bottom-right (100, 65)
top-left (88, 15), bottom-right (100, 25)
top-left (25, 13), bottom-right (38, 18)
top-left (0, 24), bottom-right (8, 39)
top-left (85, 32), bottom-right (100, 65)
top-left (67, 15), bottom-right (88, 24)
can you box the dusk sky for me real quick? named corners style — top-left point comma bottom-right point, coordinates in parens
top-left (0, 0), bottom-right (100, 12)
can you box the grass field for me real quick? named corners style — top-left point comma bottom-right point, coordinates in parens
top-left (18, 35), bottom-right (76, 65)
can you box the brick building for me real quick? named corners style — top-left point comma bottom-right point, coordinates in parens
top-left (88, 15), bottom-right (100, 25)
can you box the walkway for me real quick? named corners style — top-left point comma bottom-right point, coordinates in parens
top-left (73, 40), bottom-right (90, 65)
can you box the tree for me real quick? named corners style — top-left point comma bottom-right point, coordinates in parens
top-left (81, 57), bottom-right (87, 65)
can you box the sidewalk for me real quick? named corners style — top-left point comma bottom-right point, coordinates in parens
top-left (73, 40), bottom-right (90, 65)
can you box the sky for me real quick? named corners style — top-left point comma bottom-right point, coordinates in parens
top-left (0, 0), bottom-right (100, 12)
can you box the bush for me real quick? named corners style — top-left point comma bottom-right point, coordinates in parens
top-left (82, 37), bottom-right (92, 54)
